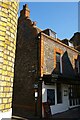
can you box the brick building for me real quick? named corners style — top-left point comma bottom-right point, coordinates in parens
top-left (13, 4), bottom-right (80, 118)
top-left (0, 1), bottom-right (19, 119)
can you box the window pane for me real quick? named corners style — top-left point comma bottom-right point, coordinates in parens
top-left (75, 59), bottom-right (78, 73)
top-left (56, 53), bottom-right (60, 73)
top-left (47, 89), bottom-right (55, 105)
top-left (79, 61), bottom-right (80, 73)
top-left (56, 62), bottom-right (60, 73)
top-left (56, 53), bottom-right (60, 62)
top-left (57, 83), bottom-right (62, 104)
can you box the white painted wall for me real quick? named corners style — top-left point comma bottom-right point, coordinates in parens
top-left (42, 82), bottom-right (69, 115)
top-left (42, 82), bottom-right (56, 103)
top-left (0, 108), bottom-right (12, 120)
top-left (51, 84), bottom-right (69, 115)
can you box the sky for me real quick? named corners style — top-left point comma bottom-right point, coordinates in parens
top-left (18, 2), bottom-right (78, 40)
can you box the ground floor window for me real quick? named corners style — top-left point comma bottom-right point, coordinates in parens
top-left (57, 83), bottom-right (62, 104)
top-left (69, 85), bottom-right (80, 106)
top-left (47, 89), bottom-right (55, 105)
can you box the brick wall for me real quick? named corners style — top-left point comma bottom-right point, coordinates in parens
top-left (12, 4), bottom-right (41, 117)
top-left (40, 32), bottom-right (79, 77)
top-left (0, 0), bottom-right (19, 117)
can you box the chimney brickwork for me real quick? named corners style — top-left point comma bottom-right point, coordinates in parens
top-left (20, 4), bottom-right (30, 18)
top-left (12, 4), bottom-right (42, 117)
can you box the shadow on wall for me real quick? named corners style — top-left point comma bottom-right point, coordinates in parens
top-left (12, 9), bottom-right (41, 118)
top-left (52, 51), bottom-right (80, 78)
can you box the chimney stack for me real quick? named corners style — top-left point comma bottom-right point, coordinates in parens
top-left (20, 4), bottom-right (30, 18)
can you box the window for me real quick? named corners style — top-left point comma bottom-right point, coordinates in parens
top-left (75, 59), bottom-right (80, 73)
top-left (79, 61), bottom-right (80, 73)
top-left (47, 89), bottom-right (55, 105)
top-left (49, 29), bottom-right (56, 38)
top-left (57, 83), bottom-right (62, 104)
top-left (69, 85), bottom-right (80, 106)
top-left (75, 59), bottom-right (78, 73)
top-left (56, 53), bottom-right (61, 73)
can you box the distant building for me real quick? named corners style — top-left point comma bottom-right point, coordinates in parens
top-left (70, 32), bottom-right (80, 51)
top-left (13, 4), bottom-right (80, 118)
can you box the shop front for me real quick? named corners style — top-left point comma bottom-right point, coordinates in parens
top-left (42, 74), bottom-right (80, 117)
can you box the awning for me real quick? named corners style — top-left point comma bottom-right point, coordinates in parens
top-left (42, 74), bottom-right (80, 85)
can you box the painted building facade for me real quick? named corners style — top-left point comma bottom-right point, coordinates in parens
top-left (0, 0), bottom-right (19, 119)
top-left (13, 4), bottom-right (80, 118)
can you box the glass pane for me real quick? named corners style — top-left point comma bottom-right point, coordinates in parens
top-left (57, 84), bottom-right (62, 104)
top-left (75, 59), bottom-right (78, 73)
top-left (56, 53), bottom-right (60, 62)
top-left (47, 89), bottom-right (55, 105)
top-left (56, 53), bottom-right (60, 73)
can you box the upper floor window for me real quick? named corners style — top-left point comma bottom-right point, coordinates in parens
top-left (79, 61), bottom-right (80, 73)
top-left (75, 59), bottom-right (78, 73)
top-left (75, 59), bottom-right (80, 74)
top-left (56, 52), bottom-right (62, 74)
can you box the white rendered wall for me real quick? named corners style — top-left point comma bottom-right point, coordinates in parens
top-left (0, 108), bottom-right (12, 120)
top-left (42, 82), bottom-right (69, 115)
top-left (51, 84), bottom-right (69, 115)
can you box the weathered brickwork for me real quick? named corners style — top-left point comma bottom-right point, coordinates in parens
top-left (40, 33), bottom-right (79, 76)
top-left (13, 4), bottom-right (42, 117)
top-left (0, 1), bottom-right (19, 112)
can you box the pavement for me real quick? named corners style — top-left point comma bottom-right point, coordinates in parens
top-left (12, 106), bottom-right (80, 120)
top-left (52, 106), bottom-right (80, 119)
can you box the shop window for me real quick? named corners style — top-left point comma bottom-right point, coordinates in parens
top-left (57, 83), bottom-right (62, 104)
top-left (69, 85), bottom-right (80, 106)
top-left (69, 99), bottom-right (72, 106)
top-left (76, 99), bottom-right (78, 105)
top-left (73, 99), bottom-right (75, 106)
top-left (47, 89), bottom-right (55, 105)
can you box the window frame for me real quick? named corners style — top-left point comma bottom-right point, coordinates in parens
top-left (56, 52), bottom-right (62, 74)
top-left (75, 59), bottom-right (80, 74)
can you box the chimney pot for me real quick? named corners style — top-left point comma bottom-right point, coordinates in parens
top-left (32, 21), bottom-right (37, 26)
top-left (20, 4), bottom-right (30, 18)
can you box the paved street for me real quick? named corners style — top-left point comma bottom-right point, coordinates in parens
top-left (12, 106), bottom-right (80, 120)
top-left (52, 107), bottom-right (80, 119)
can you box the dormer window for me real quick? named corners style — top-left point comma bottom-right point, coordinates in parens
top-left (43, 29), bottom-right (56, 38)
top-left (62, 39), bottom-right (74, 47)
top-left (68, 42), bottom-right (74, 47)
top-left (49, 29), bottom-right (56, 38)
